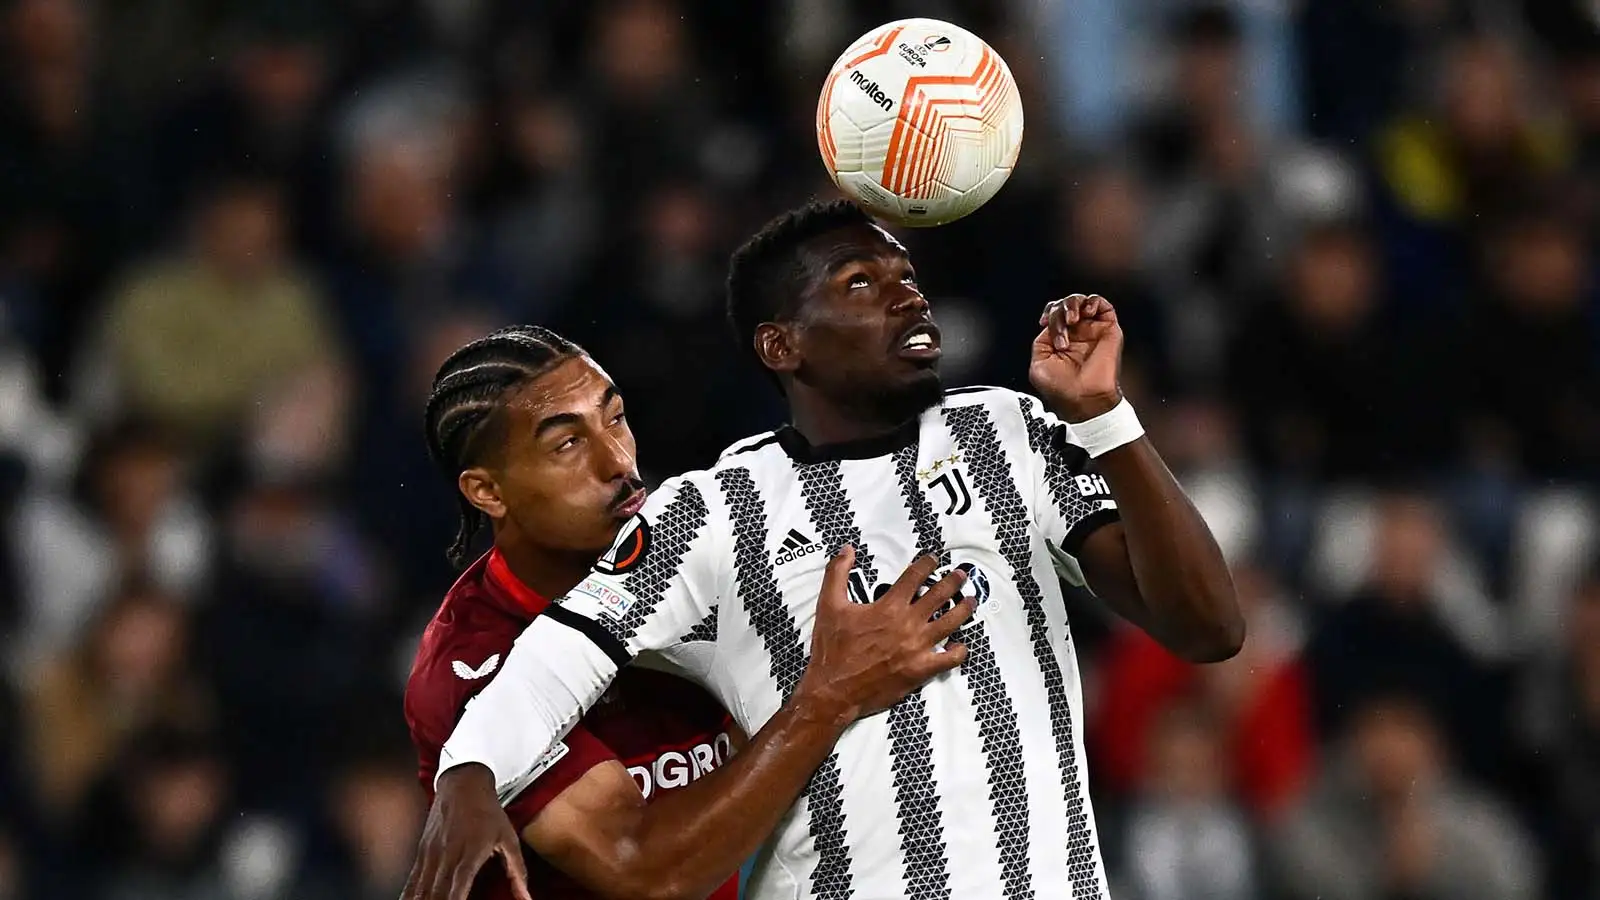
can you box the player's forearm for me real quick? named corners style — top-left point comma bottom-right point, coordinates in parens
top-left (613, 689), bottom-right (852, 900)
top-left (440, 614), bottom-right (626, 795)
top-left (1092, 437), bottom-right (1243, 661)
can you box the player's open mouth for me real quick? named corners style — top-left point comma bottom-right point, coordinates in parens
top-left (896, 323), bottom-right (942, 362)
top-left (613, 488), bottom-right (647, 518)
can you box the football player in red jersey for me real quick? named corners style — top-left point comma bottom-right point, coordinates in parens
top-left (403, 325), bottom-right (974, 900)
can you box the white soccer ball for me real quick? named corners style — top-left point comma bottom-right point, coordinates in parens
top-left (816, 19), bottom-right (1024, 227)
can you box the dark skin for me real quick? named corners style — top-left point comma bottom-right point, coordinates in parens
top-left (758, 225), bottom-right (1243, 662)
top-left (406, 355), bottom-right (975, 900)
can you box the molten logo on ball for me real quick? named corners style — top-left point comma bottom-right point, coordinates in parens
top-left (848, 69), bottom-right (894, 112)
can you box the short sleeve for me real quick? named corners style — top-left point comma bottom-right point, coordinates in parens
top-left (1012, 392), bottom-right (1120, 585)
top-left (501, 723), bottom-right (618, 831)
top-left (556, 474), bottom-right (727, 660)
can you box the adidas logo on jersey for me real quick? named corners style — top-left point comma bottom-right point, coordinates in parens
top-left (774, 529), bottom-right (825, 565)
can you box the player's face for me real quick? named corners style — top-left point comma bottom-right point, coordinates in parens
top-left (788, 223), bottom-right (943, 418)
top-left (489, 357), bottom-right (645, 555)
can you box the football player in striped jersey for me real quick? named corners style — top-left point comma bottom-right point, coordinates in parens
top-left (403, 325), bottom-right (973, 900)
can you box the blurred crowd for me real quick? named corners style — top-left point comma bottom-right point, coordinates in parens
top-left (0, 0), bottom-right (1596, 898)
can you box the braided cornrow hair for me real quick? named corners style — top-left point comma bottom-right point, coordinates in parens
top-left (423, 324), bottom-right (585, 568)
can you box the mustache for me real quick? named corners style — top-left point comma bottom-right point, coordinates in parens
top-left (609, 478), bottom-right (647, 510)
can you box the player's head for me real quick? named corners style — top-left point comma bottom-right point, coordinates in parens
top-left (424, 325), bottom-right (644, 569)
top-left (726, 199), bottom-right (943, 424)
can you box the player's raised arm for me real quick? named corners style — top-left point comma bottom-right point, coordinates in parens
top-left (1026, 293), bottom-right (1243, 662)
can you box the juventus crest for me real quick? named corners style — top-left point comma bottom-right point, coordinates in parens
top-left (917, 451), bottom-right (973, 516)
top-left (929, 468), bottom-right (972, 516)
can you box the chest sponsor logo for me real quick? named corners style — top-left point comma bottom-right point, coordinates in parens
top-left (626, 732), bottom-right (734, 800)
top-left (846, 562), bottom-right (995, 626)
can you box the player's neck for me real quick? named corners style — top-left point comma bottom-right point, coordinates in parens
top-left (787, 393), bottom-right (919, 447)
top-left (494, 541), bottom-right (595, 601)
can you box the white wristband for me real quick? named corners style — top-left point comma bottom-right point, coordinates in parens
top-left (1069, 398), bottom-right (1144, 458)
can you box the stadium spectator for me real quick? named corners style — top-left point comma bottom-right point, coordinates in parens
top-left (1118, 702), bottom-right (1264, 900)
top-left (9, 419), bottom-right (209, 665)
top-left (1094, 562), bottom-right (1316, 820)
top-left (1517, 570), bottom-right (1600, 897)
top-left (1305, 492), bottom-right (1509, 779)
top-left (77, 174), bottom-right (340, 455)
top-left (21, 581), bottom-right (209, 825)
top-left (88, 727), bottom-right (236, 900)
top-left (1273, 694), bottom-right (1539, 900)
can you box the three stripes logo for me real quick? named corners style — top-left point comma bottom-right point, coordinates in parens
top-left (774, 528), bottom-right (826, 566)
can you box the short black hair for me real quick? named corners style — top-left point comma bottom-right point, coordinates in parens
top-left (423, 325), bottom-right (585, 568)
top-left (725, 198), bottom-right (876, 387)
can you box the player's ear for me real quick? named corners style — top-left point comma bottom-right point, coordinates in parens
top-left (755, 321), bottom-right (801, 377)
top-left (459, 468), bottom-right (508, 520)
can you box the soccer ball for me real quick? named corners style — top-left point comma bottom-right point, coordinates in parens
top-left (816, 19), bottom-right (1024, 227)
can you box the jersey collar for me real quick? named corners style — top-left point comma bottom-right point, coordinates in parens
top-left (774, 417), bottom-right (920, 463)
top-left (485, 548), bottom-right (551, 619)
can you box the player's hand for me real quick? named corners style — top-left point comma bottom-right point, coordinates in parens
top-left (795, 546), bottom-right (973, 723)
top-left (401, 763), bottom-right (533, 900)
top-left (1029, 294), bottom-right (1125, 421)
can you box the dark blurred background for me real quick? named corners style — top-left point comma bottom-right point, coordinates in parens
top-left (0, 0), bottom-right (1596, 897)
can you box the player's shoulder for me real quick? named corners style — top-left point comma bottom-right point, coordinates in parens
top-left (939, 385), bottom-right (1068, 453)
top-left (405, 561), bottom-right (521, 721)
top-left (632, 466), bottom-right (730, 526)
top-left (643, 429), bottom-right (786, 484)
top-left (934, 379), bottom-right (1024, 405)
top-left (716, 429), bottom-right (783, 465)
top-left (634, 433), bottom-right (779, 496)
top-left (939, 384), bottom-right (1047, 425)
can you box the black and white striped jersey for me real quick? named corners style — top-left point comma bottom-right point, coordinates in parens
top-left (440, 386), bottom-right (1120, 899)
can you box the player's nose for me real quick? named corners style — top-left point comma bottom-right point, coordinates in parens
top-left (594, 430), bottom-right (636, 480)
top-left (889, 285), bottom-right (929, 316)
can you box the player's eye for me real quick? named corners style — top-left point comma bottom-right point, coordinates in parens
top-left (847, 273), bottom-right (871, 289)
top-left (902, 272), bottom-right (919, 286)
top-left (610, 410), bottom-right (627, 426)
top-left (554, 436), bottom-right (580, 453)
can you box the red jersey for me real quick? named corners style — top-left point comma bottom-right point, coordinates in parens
top-left (405, 548), bottom-right (740, 900)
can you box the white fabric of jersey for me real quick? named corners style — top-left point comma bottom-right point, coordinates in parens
top-left (441, 387), bottom-right (1121, 899)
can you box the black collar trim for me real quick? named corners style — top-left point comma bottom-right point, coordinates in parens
top-left (774, 417), bottom-right (921, 463)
